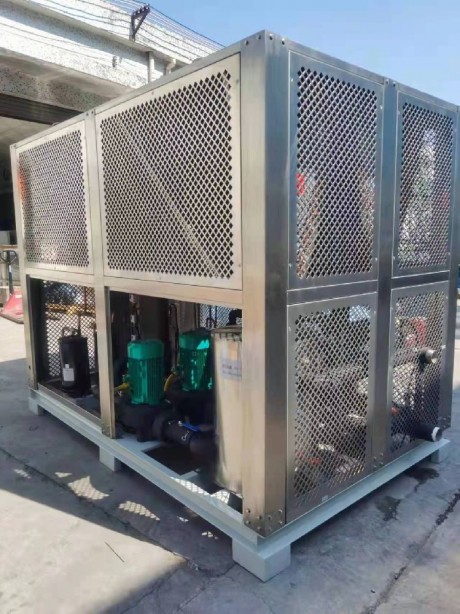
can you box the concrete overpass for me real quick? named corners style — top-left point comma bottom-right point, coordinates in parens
top-left (0, 0), bottom-right (220, 296)
top-left (0, 0), bottom-right (221, 114)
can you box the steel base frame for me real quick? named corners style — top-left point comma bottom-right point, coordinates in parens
top-left (29, 386), bottom-right (450, 581)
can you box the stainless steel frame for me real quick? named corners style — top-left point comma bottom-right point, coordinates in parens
top-left (11, 31), bottom-right (459, 581)
top-left (288, 52), bottom-right (384, 290)
top-left (393, 92), bottom-right (457, 278)
top-left (386, 281), bottom-right (450, 461)
top-left (15, 120), bottom-right (94, 275)
top-left (286, 293), bottom-right (378, 522)
top-left (95, 54), bottom-right (242, 290)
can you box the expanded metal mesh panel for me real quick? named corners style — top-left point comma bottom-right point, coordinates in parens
top-left (40, 282), bottom-right (96, 380)
top-left (295, 66), bottom-right (379, 281)
top-left (397, 103), bottom-right (454, 271)
top-left (291, 302), bottom-right (372, 510)
top-left (18, 127), bottom-right (90, 269)
top-left (98, 58), bottom-right (240, 287)
top-left (390, 290), bottom-right (446, 453)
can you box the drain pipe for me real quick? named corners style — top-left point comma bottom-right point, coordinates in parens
top-left (410, 423), bottom-right (443, 442)
top-left (165, 58), bottom-right (176, 75)
top-left (147, 51), bottom-right (156, 83)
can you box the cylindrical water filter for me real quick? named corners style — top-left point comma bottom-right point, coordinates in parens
top-left (211, 326), bottom-right (242, 494)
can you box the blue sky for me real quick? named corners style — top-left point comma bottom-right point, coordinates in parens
top-left (153, 0), bottom-right (460, 103)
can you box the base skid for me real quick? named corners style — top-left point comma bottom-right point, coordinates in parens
top-left (429, 444), bottom-right (450, 464)
top-left (29, 396), bottom-right (44, 416)
top-left (232, 539), bottom-right (291, 581)
top-left (99, 448), bottom-right (122, 472)
top-left (29, 387), bottom-right (450, 581)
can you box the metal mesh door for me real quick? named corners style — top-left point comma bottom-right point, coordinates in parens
top-left (395, 99), bottom-right (455, 273)
top-left (17, 123), bottom-right (91, 271)
top-left (97, 55), bottom-right (241, 289)
top-left (292, 58), bottom-right (382, 286)
top-left (38, 281), bottom-right (96, 380)
top-left (287, 296), bottom-right (375, 519)
top-left (389, 286), bottom-right (448, 456)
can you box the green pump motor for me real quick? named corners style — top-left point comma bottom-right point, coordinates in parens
top-left (178, 329), bottom-right (212, 391)
top-left (127, 339), bottom-right (164, 405)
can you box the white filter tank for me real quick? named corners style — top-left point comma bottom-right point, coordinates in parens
top-left (211, 326), bottom-right (243, 494)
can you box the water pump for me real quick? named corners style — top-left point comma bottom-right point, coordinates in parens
top-left (178, 328), bottom-right (212, 391)
top-left (127, 338), bottom-right (164, 405)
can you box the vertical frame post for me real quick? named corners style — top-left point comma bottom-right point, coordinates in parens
top-left (241, 32), bottom-right (290, 535)
top-left (372, 81), bottom-right (398, 463)
top-left (10, 145), bottom-right (37, 389)
top-left (441, 107), bottom-right (460, 429)
top-left (85, 112), bottom-right (116, 438)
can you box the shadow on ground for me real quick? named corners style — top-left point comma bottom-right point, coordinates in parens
top-left (0, 356), bottom-right (233, 574)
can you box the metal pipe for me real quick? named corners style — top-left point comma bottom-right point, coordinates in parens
top-left (152, 408), bottom-right (215, 461)
top-left (165, 58), bottom-right (177, 74)
top-left (410, 423), bottom-right (443, 442)
top-left (147, 51), bottom-right (156, 82)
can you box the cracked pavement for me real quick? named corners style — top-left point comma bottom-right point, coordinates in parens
top-left (1, 313), bottom-right (460, 613)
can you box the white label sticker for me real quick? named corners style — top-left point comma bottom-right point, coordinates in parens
top-left (62, 367), bottom-right (75, 382)
top-left (221, 358), bottom-right (242, 380)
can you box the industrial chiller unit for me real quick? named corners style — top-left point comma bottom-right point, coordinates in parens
top-left (11, 32), bottom-right (459, 580)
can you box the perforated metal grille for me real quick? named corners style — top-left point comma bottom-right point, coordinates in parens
top-left (390, 291), bottom-right (446, 452)
top-left (296, 68), bottom-right (378, 280)
top-left (99, 69), bottom-right (236, 283)
top-left (40, 282), bottom-right (96, 380)
top-left (397, 104), bottom-right (454, 271)
top-left (199, 305), bottom-right (241, 328)
top-left (18, 130), bottom-right (89, 268)
top-left (293, 303), bottom-right (371, 507)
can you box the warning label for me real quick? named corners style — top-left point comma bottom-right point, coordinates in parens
top-left (221, 358), bottom-right (242, 380)
top-left (62, 366), bottom-right (75, 383)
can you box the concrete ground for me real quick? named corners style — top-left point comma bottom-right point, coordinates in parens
top-left (1, 316), bottom-right (460, 614)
